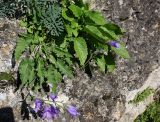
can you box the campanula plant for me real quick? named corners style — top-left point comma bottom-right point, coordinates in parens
top-left (33, 93), bottom-right (79, 120)
top-left (13, 0), bottom-right (130, 120)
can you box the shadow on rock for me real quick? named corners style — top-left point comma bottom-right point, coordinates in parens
top-left (0, 107), bottom-right (15, 122)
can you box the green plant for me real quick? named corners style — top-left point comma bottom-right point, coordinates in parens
top-left (130, 88), bottom-right (155, 104)
top-left (135, 96), bottom-right (160, 122)
top-left (0, 0), bottom-right (26, 18)
top-left (14, 0), bottom-right (130, 92)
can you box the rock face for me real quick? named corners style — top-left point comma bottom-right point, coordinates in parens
top-left (0, 0), bottom-right (160, 122)
top-left (63, 0), bottom-right (160, 122)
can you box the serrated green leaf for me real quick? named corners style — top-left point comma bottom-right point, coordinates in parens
top-left (100, 26), bottom-right (119, 40)
top-left (37, 58), bottom-right (45, 83)
top-left (28, 67), bottom-right (35, 88)
top-left (97, 55), bottom-right (106, 72)
top-left (53, 69), bottom-right (62, 83)
top-left (49, 55), bottom-right (56, 65)
top-left (19, 59), bottom-right (35, 86)
top-left (69, 4), bottom-right (83, 18)
top-left (45, 67), bottom-right (55, 83)
top-left (85, 10), bottom-right (106, 25)
top-left (14, 36), bottom-right (32, 61)
top-left (74, 37), bottom-right (88, 65)
top-left (45, 65), bottom-right (62, 93)
top-left (85, 25), bottom-right (109, 42)
top-left (111, 43), bottom-right (130, 59)
top-left (65, 57), bottom-right (73, 66)
top-left (54, 47), bottom-right (72, 58)
top-left (56, 59), bottom-right (73, 78)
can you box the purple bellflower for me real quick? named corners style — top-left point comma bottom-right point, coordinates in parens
top-left (109, 41), bottom-right (120, 48)
top-left (42, 106), bottom-right (59, 120)
top-left (49, 93), bottom-right (57, 101)
top-left (34, 98), bottom-right (43, 113)
top-left (67, 105), bottom-right (79, 117)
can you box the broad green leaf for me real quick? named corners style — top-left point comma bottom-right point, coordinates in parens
top-left (69, 4), bottom-right (83, 18)
top-left (97, 55), bottom-right (106, 72)
top-left (74, 37), bottom-right (88, 65)
top-left (19, 59), bottom-right (35, 86)
top-left (56, 59), bottom-right (73, 78)
top-left (100, 26), bottom-right (119, 40)
top-left (14, 36), bottom-right (32, 61)
top-left (85, 25), bottom-right (109, 42)
top-left (111, 43), bottom-right (130, 59)
top-left (85, 10), bottom-right (106, 25)
top-left (37, 58), bottom-right (45, 83)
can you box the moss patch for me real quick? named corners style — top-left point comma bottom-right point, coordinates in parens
top-left (130, 88), bottom-right (154, 104)
top-left (0, 72), bottom-right (13, 81)
top-left (134, 97), bottom-right (160, 122)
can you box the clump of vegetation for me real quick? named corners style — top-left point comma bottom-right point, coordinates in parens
top-left (0, 0), bottom-right (25, 18)
top-left (134, 96), bottom-right (160, 122)
top-left (1, 0), bottom-right (130, 121)
top-left (130, 88), bottom-right (155, 104)
top-left (14, 0), bottom-right (130, 93)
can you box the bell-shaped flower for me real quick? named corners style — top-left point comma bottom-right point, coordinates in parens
top-left (42, 105), bottom-right (59, 120)
top-left (34, 98), bottom-right (43, 113)
top-left (49, 93), bottom-right (57, 101)
top-left (109, 41), bottom-right (120, 48)
top-left (67, 105), bottom-right (79, 117)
